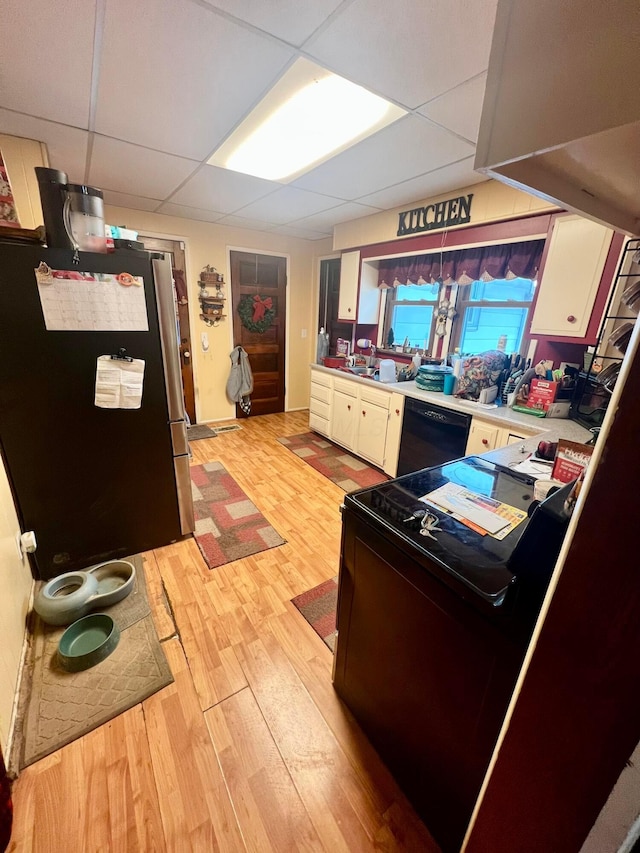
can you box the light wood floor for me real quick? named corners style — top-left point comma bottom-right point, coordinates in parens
top-left (8, 411), bottom-right (438, 853)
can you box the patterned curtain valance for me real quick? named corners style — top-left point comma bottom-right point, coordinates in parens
top-left (377, 239), bottom-right (545, 289)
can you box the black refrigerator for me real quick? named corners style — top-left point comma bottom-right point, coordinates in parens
top-left (0, 242), bottom-right (195, 580)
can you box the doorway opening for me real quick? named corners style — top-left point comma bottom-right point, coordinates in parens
top-left (138, 235), bottom-right (196, 424)
top-left (230, 250), bottom-right (287, 416)
top-left (319, 257), bottom-right (352, 355)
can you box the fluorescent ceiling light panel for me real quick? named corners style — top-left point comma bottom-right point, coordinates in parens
top-left (208, 58), bottom-right (407, 182)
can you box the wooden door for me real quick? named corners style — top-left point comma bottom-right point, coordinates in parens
top-left (138, 236), bottom-right (196, 423)
top-left (230, 251), bottom-right (286, 416)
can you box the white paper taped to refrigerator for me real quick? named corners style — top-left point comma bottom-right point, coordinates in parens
top-left (34, 264), bottom-right (149, 331)
top-left (95, 355), bottom-right (145, 409)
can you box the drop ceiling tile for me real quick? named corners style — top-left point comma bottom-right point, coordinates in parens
top-left (89, 136), bottom-right (198, 199)
top-left (103, 191), bottom-right (162, 212)
top-left (419, 74), bottom-right (488, 143)
top-left (170, 164), bottom-right (277, 213)
top-left (305, 0), bottom-right (497, 108)
top-left (215, 214), bottom-right (277, 231)
top-left (157, 203), bottom-right (225, 223)
top-left (95, 0), bottom-right (295, 160)
top-left (0, 0), bottom-right (95, 126)
top-left (234, 186), bottom-right (346, 225)
top-left (201, 0), bottom-right (344, 46)
top-left (0, 111), bottom-right (88, 183)
top-left (272, 224), bottom-right (332, 240)
top-left (357, 157), bottom-right (487, 210)
top-left (296, 201), bottom-right (383, 230)
top-left (293, 115), bottom-right (474, 199)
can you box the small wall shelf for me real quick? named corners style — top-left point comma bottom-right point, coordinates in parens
top-left (198, 265), bottom-right (226, 327)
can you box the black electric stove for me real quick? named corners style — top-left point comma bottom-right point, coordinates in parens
top-left (335, 458), bottom-right (573, 851)
top-left (344, 456), bottom-right (565, 608)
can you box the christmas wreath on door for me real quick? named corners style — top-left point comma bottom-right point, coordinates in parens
top-left (238, 294), bottom-right (275, 333)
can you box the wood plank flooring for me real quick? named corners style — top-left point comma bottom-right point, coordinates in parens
top-left (8, 411), bottom-right (438, 853)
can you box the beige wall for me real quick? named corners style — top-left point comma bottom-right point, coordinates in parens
top-left (333, 179), bottom-right (556, 251)
top-left (0, 133), bottom-right (47, 229)
top-left (0, 134), bottom-right (42, 754)
top-left (0, 458), bottom-right (33, 754)
top-left (105, 206), bottom-right (332, 422)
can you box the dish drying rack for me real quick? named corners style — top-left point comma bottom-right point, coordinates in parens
top-left (570, 237), bottom-right (640, 429)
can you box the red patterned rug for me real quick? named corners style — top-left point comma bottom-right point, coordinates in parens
top-left (191, 462), bottom-right (286, 569)
top-left (277, 432), bottom-right (389, 491)
top-left (291, 577), bottom-right (338, 651)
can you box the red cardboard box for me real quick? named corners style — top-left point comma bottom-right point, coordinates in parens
top-left (526, 378), bottom-right (558, 413)
top-left (551, 439), bottom-right (594, 484)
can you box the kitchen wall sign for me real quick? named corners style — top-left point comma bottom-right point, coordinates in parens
top-left (397, 193), bottom-right (474, 236)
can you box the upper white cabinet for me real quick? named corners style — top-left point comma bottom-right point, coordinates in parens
top-left (475, 0), bottom-right (640, 234)
top-left (337, 252), bottom-right (380, 323)
top-left (338, 250), bottom-right (360, 321)
top-left (530, 215), bottom-right (613, 339)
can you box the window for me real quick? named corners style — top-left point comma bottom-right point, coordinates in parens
top-left (386, 282), bottom-right (439, 348)
top-left (456, 277), bottom-right (535, 354)
top-left (378, 239), bottom-right (543, 355)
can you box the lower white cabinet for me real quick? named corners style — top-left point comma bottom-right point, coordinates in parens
top-left (466, 417), bottom-right (537, 456)
top-left (309, 368), bottom-right (401, 473)
top-left (356, 399), bottom-right (388, 467)
top-left (383, 393), bottom-right (405, 477)
top-left (466, 420), bottom-right (500, 455)
top-left (332, 390), bottom-right (357, 450)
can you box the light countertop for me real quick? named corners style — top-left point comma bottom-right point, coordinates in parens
top-left (310, 363), bottom-right (592, 447)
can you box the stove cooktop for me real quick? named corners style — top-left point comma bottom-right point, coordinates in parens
top-left (345, 457), bottom-right (538, 603)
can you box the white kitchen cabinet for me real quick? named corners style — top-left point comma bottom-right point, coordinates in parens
top-left (337, 251), bottom-right (381, 324)
top-left (530, 215), bottom-right (613, 339)
top-left (309, 376), bottom-right (332, 437)
top-left (355, 399), bottom-right (389, 468)
top-left (466, 420), bottom-right (500, 456)
top-left (331, 390), bottom-right (357, 450)
top-left (504, 431), bottom-right (529, 447)
top-left (337, 250), bottom-right (360, 321)
top-left (383, 393), bottom-right (405, 477)
top-left (467, 417), bottom-right (538, 456)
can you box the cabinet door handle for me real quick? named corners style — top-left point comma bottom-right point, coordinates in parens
top-left (567, 314), bottom-right (576, 323)
top-left (395, 409), bottom-right (400, 415)
top-left (362, 410), bottom-right (366, 416)
top-left (482, 438), bottom-right (489, 445)
top-left (348, 307), bottom-right (352, 313)
top-left (347, 404), bottom-right (351, 410)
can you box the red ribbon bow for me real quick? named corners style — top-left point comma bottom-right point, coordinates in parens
top-left (252, 294), bottom-right (273, 323)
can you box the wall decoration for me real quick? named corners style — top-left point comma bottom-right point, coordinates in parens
top-left (397, 193), bottom-right (473, 237)
top-left (237, 294), bottom-right (275, 334)
top-left (0, 151), bottom-right (19, 227)
top-left (198, 264), bottom-right (226, 327)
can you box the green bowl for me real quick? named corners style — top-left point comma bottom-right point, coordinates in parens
top-left (57, 613), bottom-right (120, 672)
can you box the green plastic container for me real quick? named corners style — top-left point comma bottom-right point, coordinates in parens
top-left (57, 613), bottom-right (120, 672)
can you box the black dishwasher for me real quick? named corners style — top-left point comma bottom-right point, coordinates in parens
top-left (397, 397), bottom-right (471, 475)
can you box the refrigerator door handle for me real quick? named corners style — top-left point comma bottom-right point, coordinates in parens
top-left (153, 256), bottom-right (185, 422)
top-left (170, 419), bottom-right (189, 456)
top-left (174, 454), bottom-right (195, 535)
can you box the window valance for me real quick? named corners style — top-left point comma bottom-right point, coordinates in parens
top-left (377, 239), bottom-right (545, 288)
